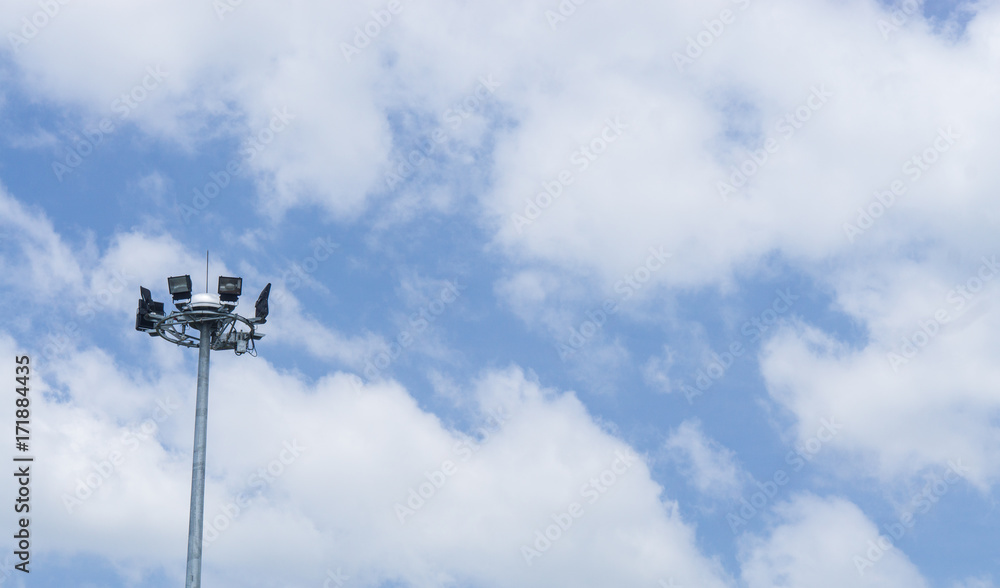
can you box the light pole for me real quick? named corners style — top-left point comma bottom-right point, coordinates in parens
top-left (135, 273), bottom-right (271, 588)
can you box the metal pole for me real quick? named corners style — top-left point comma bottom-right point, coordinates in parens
top-left (185, 322), bottom-right (212, 588)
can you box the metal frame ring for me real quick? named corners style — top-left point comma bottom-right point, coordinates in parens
top-left (152, 309), bottom-right (256, 350)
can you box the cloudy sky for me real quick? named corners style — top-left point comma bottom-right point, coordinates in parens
top-left (1, 0), bottom-right (999, 586)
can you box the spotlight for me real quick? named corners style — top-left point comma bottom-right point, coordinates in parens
top-left (167, 275), bottom-right (193, 301)
top-left (254, 283), bottom-right (271, 322)
top-left (135, 303), bottom-right (156, 332)
top-left (135, 286), bottom-right (164, 334)
top-left (140, 286), bottom-right (153, 310)
top-left (218, 276), bottom-right (242, 303)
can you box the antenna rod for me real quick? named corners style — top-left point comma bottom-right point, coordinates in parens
top-left (206, 251), bottom-right (209, 293)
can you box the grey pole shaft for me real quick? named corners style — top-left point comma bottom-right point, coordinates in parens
top-left (185, 322), bottom-right (212, 588)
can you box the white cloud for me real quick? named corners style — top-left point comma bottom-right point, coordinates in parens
top-left (6, 0), bottom-right (1000, 282)
top-left (2, 1), bottom-right (396, 219)
top-left (0, 185), bottom-right (84, 297)
top-left (951, 576), bottom-right (997, 588)
top-left (643, 345), bottom-right (676, 394)
top-left (262, 288), bottom-right (386, 369)
top-left (4, 126), bottom-right (59, 149)
top-left (132, 170), bottom-right (169, 205)
top-left (664, 419), bottom-right (744, 498)
top-left (9, 0), bottom-right (999, 294)
top-left (739, 494), bottom-right (930, 588)
top-left (758, 260), bottom-right (1000, 487)
top-left (7, 325), bottom-right (737, 587)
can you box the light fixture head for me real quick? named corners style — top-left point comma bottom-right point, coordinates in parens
top-left (167, 275), bottom-right (193, 300)
top-left (140, 286), bottom-right (153, 310)
top-left (135, 302), bottom-right (155, 332)
top-left (135, 286), bottom-right (163, 334)
top-left (255, 283), bottom-right (271, 322)
top-left (218, 276), bottom-right (242, 303)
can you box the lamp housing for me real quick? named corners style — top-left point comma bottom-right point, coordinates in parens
top-left (135, 288), bottom-right (163, 335)
top-left (218, 276), bottom-right (242, 303)
top-left (140, 286), bottom-right (153, 311)
top-left (167, 275), bottom-right (193, 300)
top-left (135, 303), bottom-right (156, 332)
top-left (254, 283), bottom-right (271, 322)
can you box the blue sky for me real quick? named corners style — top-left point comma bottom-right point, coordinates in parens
top-left (1, 0), bottom-right (999, 586)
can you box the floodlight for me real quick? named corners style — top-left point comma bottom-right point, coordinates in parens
top-left (255, 283), bottom-right (271, 322)
top-left (167, 275), bottom-right (193, 300)
top-left (141, 286), bottom-right (164, 315)
top-left (135, 302), bottom-right (156, 332)
top-left (218, 276), bottom-right (242, 303)
top-left (140, 286), bottom-right (153, 312)
top-left (136, 287), bottom-right (165, 334)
